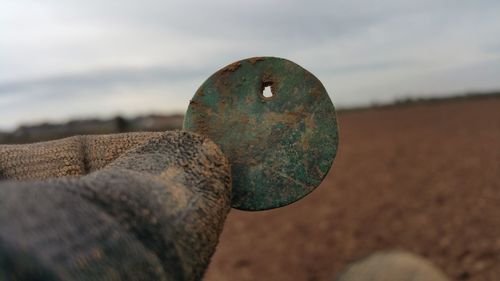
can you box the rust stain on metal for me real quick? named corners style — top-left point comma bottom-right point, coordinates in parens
top-left (249, 57), bottom-right (265, 65)
top-left (221, 61), bottom-right (241, 73)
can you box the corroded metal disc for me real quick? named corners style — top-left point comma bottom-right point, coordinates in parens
top-left (183, 57), bottom-right (338, 210)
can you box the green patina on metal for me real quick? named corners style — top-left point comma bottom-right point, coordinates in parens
top-left (184, 57), bottom-right (338, 211)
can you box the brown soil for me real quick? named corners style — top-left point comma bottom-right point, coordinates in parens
top-left (204, 97), bottom-right (500, 281)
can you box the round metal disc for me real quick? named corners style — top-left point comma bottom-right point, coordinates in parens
top-left (183, 57), bottom-right (338, 210)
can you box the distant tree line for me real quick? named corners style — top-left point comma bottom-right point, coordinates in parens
top-left (0, 114), bottom-right (184, 144)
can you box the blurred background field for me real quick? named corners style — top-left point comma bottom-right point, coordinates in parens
top-left (203, 95), bottom-right (500, 281)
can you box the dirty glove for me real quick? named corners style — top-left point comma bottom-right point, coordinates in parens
top-left (0, 131), bottom-right (231, 281)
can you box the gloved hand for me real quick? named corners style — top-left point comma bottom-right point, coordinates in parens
top-left (0, 131), bottom-right (231, 281)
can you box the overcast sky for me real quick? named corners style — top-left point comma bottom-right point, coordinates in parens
top-left (1, 0), bottom-right (500, 130)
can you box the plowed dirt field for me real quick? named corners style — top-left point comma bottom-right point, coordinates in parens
top-left (204, 96), bottom-right (500, 281)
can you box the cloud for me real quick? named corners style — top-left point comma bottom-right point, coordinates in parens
top-left (1, 0), bottom-right (500, 129)
top-left (0, 66), bottom-right (208, 129)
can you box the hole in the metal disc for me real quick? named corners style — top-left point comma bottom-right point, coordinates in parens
top-left (261, 82), bottom-right (274, 99)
